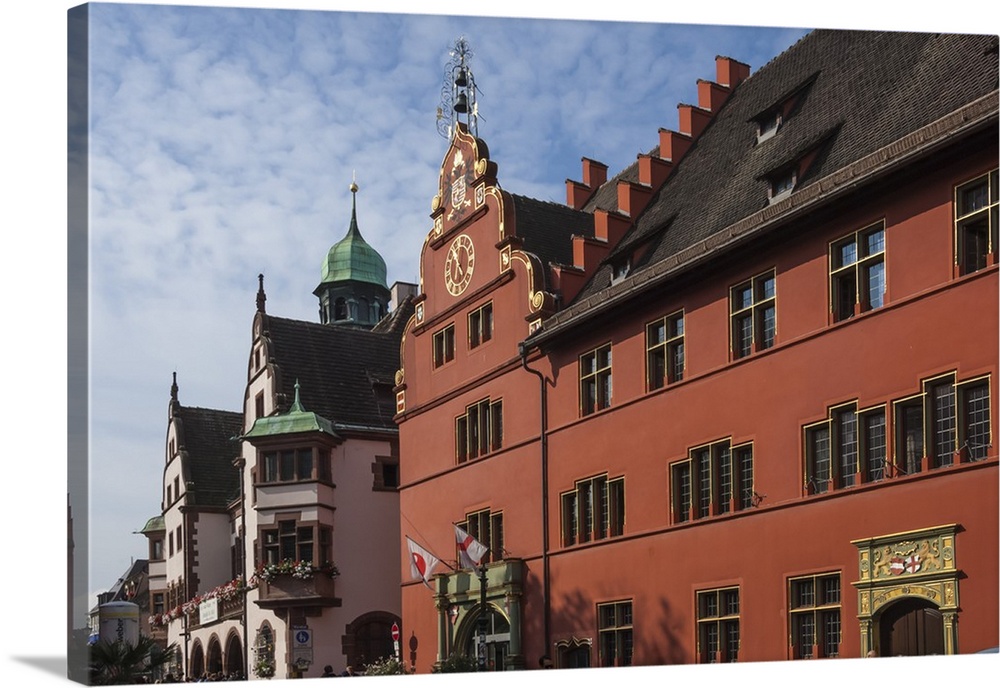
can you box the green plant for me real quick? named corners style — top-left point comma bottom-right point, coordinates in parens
top-left (432, 652), bottom-right (478, 673)
top-left (89, 636), bottom-right (177, 685)
top-left (362, 655), bottom-right (408, 675)
top-left (253, 655), bottom-right (276, 679)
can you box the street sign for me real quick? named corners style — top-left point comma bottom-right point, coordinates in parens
top-left (391, 623), bottom-right (400, 641)
top-left (293, 629), bottom-right (312, 648)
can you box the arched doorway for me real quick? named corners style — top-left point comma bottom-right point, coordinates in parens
top-left (852, 524), bottom-right (960, 657)
top-left (206, 636), bottom-right (223, 676)
top-left (224, 632), bottom-right (244, 679)
top-left (879, 598), bottom-right (945, 657)
top-left (189, 641), bottom-right (205, 680)
top-left (459, 605), bottom-right (511, 671)
top-left (344, 610), bottom-right (401, 670)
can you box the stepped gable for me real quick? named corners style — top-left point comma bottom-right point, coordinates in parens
top-left (174, 405), bottom-right (243, 507)
top-left (511, 193), bottom-right (595, 278)
top-left (263, 314), bottom-right (403, 431)
top-left (562, 29), bottom-right (999, 305)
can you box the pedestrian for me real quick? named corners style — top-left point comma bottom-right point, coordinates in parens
top-left (321, 665), bottom-right (336, 677)
top-left (539, 655), bottom-right (554, 669)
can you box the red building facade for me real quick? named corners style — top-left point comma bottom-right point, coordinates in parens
top-left (395, 30), bottom-right (998, 671)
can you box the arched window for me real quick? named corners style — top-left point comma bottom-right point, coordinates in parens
top-left (253, 624), bottom-right (276, 679)
top-left (334, 298), bottom-right (348, 321)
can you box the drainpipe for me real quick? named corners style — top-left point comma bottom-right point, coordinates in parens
top-left (518, 342), bottom-right (550, 656)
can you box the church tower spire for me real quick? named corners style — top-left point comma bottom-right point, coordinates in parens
top-left (313, 178), bottom-right (390, 328)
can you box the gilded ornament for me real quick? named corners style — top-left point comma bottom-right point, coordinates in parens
top-left (475, 158), bottom-right (487, 176)
top-left (432, 194), bottom-right (441, 212)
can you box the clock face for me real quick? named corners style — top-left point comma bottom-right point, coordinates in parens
top-left (444, 234), bottom-right (475, 296)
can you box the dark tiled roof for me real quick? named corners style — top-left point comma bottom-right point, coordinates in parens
top-left (176, 405), bottom-right (243, 508)
top-left (261, 303), bottom-right (410, 431)
top-left (563, 29), bottom-right (998, 303)
top-left (511, 194), bottom-right (595, 280)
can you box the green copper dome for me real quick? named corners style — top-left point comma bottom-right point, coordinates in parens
top-left (319, 183), bottom-right (388, 288)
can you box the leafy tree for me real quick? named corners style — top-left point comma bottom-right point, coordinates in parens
top-left (89, 636), bottom-right (177, 685)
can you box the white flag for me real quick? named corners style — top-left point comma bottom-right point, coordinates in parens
top-left (455, 524), bottom-right (488, 569)
top-left (406, 537), bottom-right (440, 588)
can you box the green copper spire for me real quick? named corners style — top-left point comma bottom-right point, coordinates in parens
top-left (242, 380), bottom-right (338, 439)
top-left (319, 180), bottom-right (388, 288)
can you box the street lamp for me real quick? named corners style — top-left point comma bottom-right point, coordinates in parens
top-left (477, 564), bottom-right (488, 671)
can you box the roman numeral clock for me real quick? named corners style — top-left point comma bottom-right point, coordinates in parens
top-left (444, 233), bottom-right (475, 296)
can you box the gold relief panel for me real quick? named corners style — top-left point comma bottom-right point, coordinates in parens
top-left (395, 390), bottom-right (406, 414)
top-left (475, 183), bottom-right (485, 208)
top-left (528, 319), bottom-right (542, 335)
top-left (852, 524), bottom-right (958, 583)
top-left (500, 245), bottom-right (511, 272)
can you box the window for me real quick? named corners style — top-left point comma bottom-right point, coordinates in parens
top-left (960, 377), bottom-right (991, 461)
top-left (756, 109), bottom-right (782, 142)
top-left (456, 398), bottom-right (503, 462)
top-left (697, 587), bottom-right (740, 663)
top-left (671, 441), bottom-right (753, 522)
top-left (373, 456), bottom-right (400, 490)
top-left (468, 302), bottom-right (493, 348)
top-left (805, 404), bottom-right (887, 492)
top-left (597, 601), bottom-right (633, 667)
top-left (261, 520), bottom-right (332, 566)
top-left (891, 374), bottom-right (991, 473)
top-left (255, 392), bottom-right (265, 419)
top-left (153, 593), bottom-right (165, 616)
top-left (433, 324), bottom-right (456, 367)
top-left (580, 344), bottom-right (612, 415)
top-left (260, 448), bottom-right (316, 483)
top-left (730, 270), bottom-right (775, 359)
top-left (646, 311), bottom-right (684, 390)
top-left (769, 169), bottom-right (796, 201)
top-left (561, 474), bottom-right (625, 546)
top-left (611, 257), bottom-right (631, 285)
top-left (151, 538), bottom-right (163, 561)
top-left (168, 531), bottom-right (174, 557)
top-left (830, 222), bottom-right (885, 322)
top-left (458, 509), bottom-right (503, 564)
top-left (955, 169), bottom-right (998, 274)
top-left (176, 526), bottom-right (182, 552)
top-left (789, 573), bottom-right (841, 659)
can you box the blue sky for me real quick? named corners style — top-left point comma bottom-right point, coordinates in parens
top-left (3, 1), bottom-right (998, 686)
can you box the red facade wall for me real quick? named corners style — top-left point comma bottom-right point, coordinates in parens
top-left (397, 125), bottom-right (998, 671)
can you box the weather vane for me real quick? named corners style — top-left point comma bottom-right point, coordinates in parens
top-left (436, 37), bottom-right (482, 139)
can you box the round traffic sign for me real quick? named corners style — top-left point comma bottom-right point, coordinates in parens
top-left (391, 623), bottom-right (400, 641)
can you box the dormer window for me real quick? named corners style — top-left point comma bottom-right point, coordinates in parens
top-left (769, 169), bottom-right (797, 203)
top-left (756, 110), bottom-right (782, 142)
top-left (611, 257), bottom-right (631, 285)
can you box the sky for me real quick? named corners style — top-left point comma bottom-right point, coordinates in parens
top-left (82, 3), bottom-right (809, 618)
top-left (3, 1), bottom-right (998, 687)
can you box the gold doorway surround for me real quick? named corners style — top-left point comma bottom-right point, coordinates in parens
top-left (851, 524), bottom-right (960, 656)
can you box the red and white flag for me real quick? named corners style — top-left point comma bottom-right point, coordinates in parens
top-left (406, 537), bottom-right (440, 588)
top-left (455, 524), bottom-right (488, 570)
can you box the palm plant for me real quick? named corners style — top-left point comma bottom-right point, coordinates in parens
top-left (89, 635), bottom-right (177, 685)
